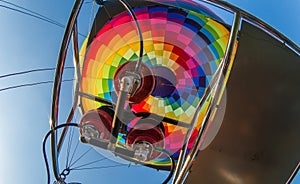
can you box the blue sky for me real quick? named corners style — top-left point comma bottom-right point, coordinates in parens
top-left (0, 0), bottom-right (299, 183)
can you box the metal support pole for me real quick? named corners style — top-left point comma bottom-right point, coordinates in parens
top-left (286, 162), bottom-right (300, 184)
top-left (49, 0), bottom-right (83, 181)
top-left (173, 11), bottom-right (241, 184)
top-left (78, 91), bottom-right (115, 106)
top-left (108, 76), bottom-right (133, 150)
top-left (57, 21), bottom-right (81, 153)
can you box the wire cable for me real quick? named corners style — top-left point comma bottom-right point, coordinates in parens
top-left (43, 123), bottom-right (80, 184)
top-left (70, 157), bottom-right (107, 170)
top-left (155, 148), bottom-right (175, 184)
top-left (0, 4), bottom-right (87, 37)
top-left (0, 0), bottom-right (64, 27)
top-left (65, 126), bottom-right (75, 169)
top-left (0, 5), bottom-right (65, 29)
top-left (0, 66), bottom-right (74, 79)
top-left (0, 79), bottom-right (74, 92)
top-left (68, 147), bottom-right (92, 168)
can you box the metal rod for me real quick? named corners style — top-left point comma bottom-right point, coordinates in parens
top-left (49, 0), bottom-right (83, 181)
top-left (134, 112), bottom-right (191, 128)
top-left (173, 11), bottom-right (241, 184)
top-left (57, 21), bottom-right (81, 153)
top-left (78, 91), bottom-right (115, 106)
top-left (286, 162), bottom-right (300, 184)
top-left (109, 76), bottom-right (133, 149)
